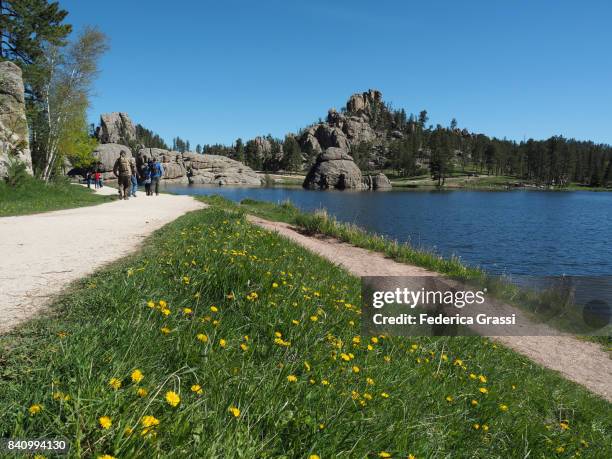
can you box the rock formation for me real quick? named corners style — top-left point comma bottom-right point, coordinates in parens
top-left (303, 148), bottom-right (366, 190)
top-left (297, 90), bottom-right (381, 157)
top-left (0, 61), bottom-right (32, 177)
top-left (95, 112), bottom-right (137, 145)
top-left (362, 173), bottom-right (392, 190)
top-left (92, 143), bottom-right (133, 179)
top-left (183, 152), bottom-right (262, 186)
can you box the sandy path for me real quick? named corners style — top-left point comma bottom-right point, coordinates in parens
top-left (0, 186), bottom-right (203, 333)
top-left (248, 215), bottom-right (612, 402)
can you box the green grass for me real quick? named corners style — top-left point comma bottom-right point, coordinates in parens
top-left (199, 196), bottom-right (612, 344)
top-left (0, 178), bottom-right (112, 216)
top-left (1, 207), bottom-right (609, 458)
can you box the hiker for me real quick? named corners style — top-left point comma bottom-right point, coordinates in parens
top-left (85, 170), bottom-right (92, 188)
top-left (130, 159), bottom-right (139, 197)
top-left (151, 158), bottom-right (164, 196)
top-left (143, 159), bottom-right (153, 196)
top-left (112, 150), bottom-right (134, 200)
top-left (94, 170), bottom-right (101, 189)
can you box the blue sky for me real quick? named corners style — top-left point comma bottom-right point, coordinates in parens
top-left (60, 0), bottom-right (612, 146)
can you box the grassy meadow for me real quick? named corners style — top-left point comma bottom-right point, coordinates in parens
top-left (0, 206), bottom-right (610, 458)
top-left (0, 178), bottom-right (112, 217)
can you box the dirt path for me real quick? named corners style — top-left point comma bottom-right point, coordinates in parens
top-left (248, 215), bottom-right (612, 402)
top-left (0, 186), bottom-right (203, 334)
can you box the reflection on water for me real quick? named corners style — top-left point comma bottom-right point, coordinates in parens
top-left (165, 184), bottom-right (612, 277)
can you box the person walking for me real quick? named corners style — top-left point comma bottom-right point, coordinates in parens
top-left (129, 159), bottom-right (139, 197)
top-left (85, 170), bottom-right (92, 188)
top-left (112, 150), bottom-right (133, 200)
top-left (94, 170), bottom-right (101, 189)
top-left (151, 158), bottom-right (164, 196)
top-left (143, 159), bottom-right (153, 196)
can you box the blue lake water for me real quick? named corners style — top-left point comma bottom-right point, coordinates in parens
top-left (165, 185), bottom-right (612, 277)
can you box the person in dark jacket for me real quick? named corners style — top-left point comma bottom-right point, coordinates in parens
top-left (112, 150), bottom-right (134, 200)
top-left (151, 159), bottom-right (164, 196)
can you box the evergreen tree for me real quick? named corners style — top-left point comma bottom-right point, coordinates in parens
top-left (282, 136), bottom-right (302, 172)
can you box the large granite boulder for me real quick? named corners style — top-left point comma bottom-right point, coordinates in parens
top-left (96, 112), bottom-right (137, 145)
top-left (0, 61), bottom-right (32, 177)
top-left (363, 173), bottom-right (392, 190)
top-left (303, 147), bottom-right (366, 190)
top-left (92, 143), bottom-right (133, 172)
top-left (183, 152), bottom-right (262, 185)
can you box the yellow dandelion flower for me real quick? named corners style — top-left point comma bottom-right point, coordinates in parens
top-left (309, 455), bottom-right (320, 459)
top-left (441, 354), bottom-right (448, 361)
top-left (408, 455), bottom-right (416, 459)
top-left (159, 300), bottom-right (167, 308)
top-left (275, 331), bottom-right (282, 338)
top-left (469, 373), bottom-right (477, 380)
top-left (478, 375), bottom-right (487, 383)
top-left (160, 326), bottom-right (171, 334)
top-left (482, 424), bottom-right (489, 432)
top-left (351, 365), bottom-right (360, 373)
top-left (366, 377), bottom-right (375, 385)
top-left (219, 339), bottom-right (227, 348)
top-left (228, 406), bottom-right (241, 417)
top-left (352, 336), bottom-right (361, 344)
top-left (108, 378), bottom-right (121, 390)
top-left (363, 393), bottom-right (373, 400)
top-left (371, 337), bottom-right (379, 344)
top-left (479, 387), bottom-right (488, 394)
top-left (555, 446), bottom-right (565, 453)
top-left (124, 427), bottom-right (133, 436)
top-left (28, 404), bottom-right (42, 415)
top-left (560, 421), bottom-right (570, 430)
top-left (161, 308), bottom-right (171, 316)
top-left (383, 355), bottom-right (391, 363)
top-left (318, 423), bottom-right (325, 429)
top-left (136, 388), bottom-right (148, 397)
top-left (272, 282), bottom-right (279, 288)
top-left (471, 399), bottom-right (478, 406)
top-left (98, 455), bottom-right (117, 459)
top-left (165, 391), bottom-right (180, 407)
top-left (183, 307), bottom-right (192, 315)
top-left (340, 353), bottom-right (351, 361)
top-left (310, 315), bottom-right (318, 322)
top-left (499, 404), bottom-right (508, 412)
top-left (191, 384), bottom-right (203, 395)
top-left (292, 319), bottom-right (299, 325)
top-left (197, 333), bottom-right (208, 343)
top-left (146, 300), bottom-right (155, 308)
top-left (321, 379), bottom-right (330, 386)
top-left (380, 392), bottom-right (389, 398)
top-left (287, 375), bottom-right (298, 382)
top-left (98, 416), bottom-right (112, 429)
top-left (445, 395), bottom-right (453, 402)
top-left (240, 343), bottom-right (249, 351)
top-left (131, 369), bottom-right (144, 384)
top-left (141, 415), bottom-right (160, 431)
top-left (379, 452), bottom-right (392, 458)
top-left (210, 305), bottom-right (218, 312)
top-left (473, 423), bottom-right (480, 430)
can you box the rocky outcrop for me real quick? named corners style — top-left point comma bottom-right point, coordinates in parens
top-left (362, 173), bottom-right (392, 190)
top-left (303, 147), bottom-right (366, 190)
top-left (92, 143), bottom-right (133, 178)
top-left (0, 61), bottom-right (32, 177)
top-left (346, 89), bottom-right (383, 116)
top-left (96, 112), bottom-right (137, 145)
top-left (297, 90), bottom-right (382, 157)
top-left (184, 152), bottom-right (262, 185)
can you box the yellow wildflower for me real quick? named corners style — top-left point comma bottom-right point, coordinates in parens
top-left (380, 392), bottom-right (389, 398)
top-left (560, 421), bottom-right (570, 430)
top-left (141, 415), bottom-right (160, 428)
top-left (240, 343), bottom-right (249, 351)
top-left (366, 377), bottom-right (375, 385)
top-left (98, 455), bottom-right (117, 459)
top-left (136, 388), bottom-right (148, 397)
top-left (165, 391), bottom-right (180, 407)
top-left (160, 326), bottom-right (171, 334)
top-left (147, 300), bottom-right (155, 308)
top-left (473, 423), bottom-right (480, 430)
top-left (197, 333), bottom-right (208, 343)
top-left (183, 307), bottom-right (192, 315)
top-left (272, 282), bottom-right (279, 288)
top-left (310, 315), bottom-right (318, 322)
top-left (379, 452), bottom-right (392, 458)
top-left (228, 406), bottom-right (241, 417)
top-left (351, 365), bottom-right (360, 373)
top-left (210, 305), bottom-right (218, 312)
top-left (287, 375), bottom-right (298, 382)
top-left (131, 369), bottom-right (144, 384)
top-left (479, 387), bottom-right (488, 394)
top-left (471, 399), bottom-right (478, 406)
top-left (478, 375), bottom-right (487, 383)
top-left (99, 416), bottom-right (112, 429)
top-left (445, 395), bottom-right (453, 402)
top-left (191, 384), bottom-right (203, 395)
top-left (159, 300), bottom-right (167, 308)
top-left (482, 424), bottom-right (489, 431)
top-left (108, 378), bottom-right (121, 390)
top-left (28, 404), bottom-right (42, 415)
top-left (219, 339), bottom-right (227, 348)
top-left (499, 404), bottom-right (508, 412)
top-left (309, 455), bottom-right (320, 459)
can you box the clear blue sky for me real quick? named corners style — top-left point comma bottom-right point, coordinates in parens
top-left (60, 0), bottom-right (612, 146)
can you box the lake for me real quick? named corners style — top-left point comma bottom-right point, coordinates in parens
top-left (164, 185), bottom-right (612, 277)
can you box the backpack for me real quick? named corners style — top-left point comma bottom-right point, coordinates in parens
top-left (117, 157), bottom-right (131, 175)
